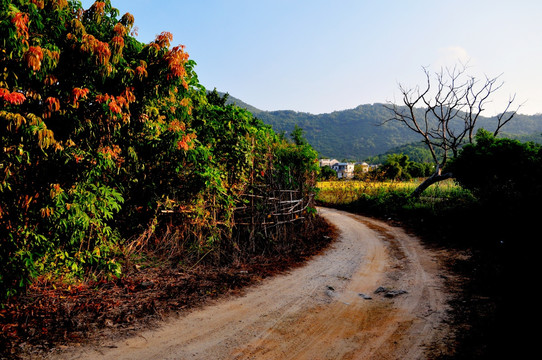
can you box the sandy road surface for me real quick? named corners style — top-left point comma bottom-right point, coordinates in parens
top-left (53, 207), bottom-right (452, 360)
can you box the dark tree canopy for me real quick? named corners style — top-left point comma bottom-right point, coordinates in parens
top-left (450, 129), bottom-right (542, 205)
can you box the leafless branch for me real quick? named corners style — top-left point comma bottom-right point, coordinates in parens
top-left (385, 64), bottom-right (518, 196)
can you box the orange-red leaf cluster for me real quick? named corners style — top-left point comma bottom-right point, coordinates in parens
top-left (96, 93), bottom-right (132, 115)
top-left (30, 0), bottom-right (45, 9)
top-left (11, 12), bottom-right (29, 40)
top-left (25, 46), bottom-right (44, 71)
top-left (113, 23), bottom-right (127, 37)
top-left (81, 34), bottom-right (111, 65)
top-left (98, 144), bottom-right (122, 161)
top-left (108, 99), bottom-right (122, 114)
top-left (135, 64), bottom-right (147, 80)
top-left (71, 87), bottom-right (90, 107)
top-left (168, 119), bottom-right (186, 133)
top-left (121, 12), bottom-right (134, 28)
top-left (0, 89), bottom-right (26, 105)
top-left (154, 31), bottom-right (173, 49)
top-left (121, 87), bottom-right (136, 103)
top-left (45, 97), bottom-right (60, 112)
top-left (165, 45), bottom-right (189, 81)
top-left (91, 1), bottom-right (106, 16)
top-left (177, 133), bottom-right (196, 151)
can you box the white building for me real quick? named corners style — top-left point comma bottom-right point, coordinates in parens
top-left (319, 158), bottom-right (339, 167)
top-left (331, 162), bottom-right (355, 179)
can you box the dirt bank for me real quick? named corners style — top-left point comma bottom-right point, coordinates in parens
top-left (50, 207), bottom-right (454, 360)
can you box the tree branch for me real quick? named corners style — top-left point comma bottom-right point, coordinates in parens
top-left (384, 64), bottom-right (519, 197)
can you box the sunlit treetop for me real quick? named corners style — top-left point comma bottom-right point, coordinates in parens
top-left (1, 0), bottom-right (199, 154)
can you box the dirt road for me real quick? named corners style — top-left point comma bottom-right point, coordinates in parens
top-left (52, 207), bottom-right (453, 360)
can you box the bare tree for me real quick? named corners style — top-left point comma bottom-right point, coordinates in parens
top-left (385, 64), bottom-right (519, 198)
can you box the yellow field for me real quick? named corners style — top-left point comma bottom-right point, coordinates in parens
top-left (316, 179), bottom-right (466, 204)
top-left (318, 180), bottom-right (417, 192)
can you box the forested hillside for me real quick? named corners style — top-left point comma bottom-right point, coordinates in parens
top-left (225, 94), bottom-right (542, 161)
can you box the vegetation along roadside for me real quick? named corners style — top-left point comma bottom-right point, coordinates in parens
top-left (316, 130), bottom-right (541, 358)
top-left (0, 1), bottom-right (333, 358)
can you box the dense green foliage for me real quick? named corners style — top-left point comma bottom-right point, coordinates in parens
top-left (449, 129), bottom-right (542, 209)
top-left (225, 94), bottom-right (542, 161)
top-left (365, 142), bottom-right (437, 164)
top-left (372, 153), bottom-right (433, 180)
top-left (318, 165), bottom-right (337, 180)
top-left (0, 0), bottom-right (319, 299)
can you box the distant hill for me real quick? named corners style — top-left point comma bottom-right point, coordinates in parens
top-left (221, 94), bottom-right (263, 115)
top-left (223, 92), bottom-right (542, 161)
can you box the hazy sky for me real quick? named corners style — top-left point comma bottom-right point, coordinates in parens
top-left (82, 0), bottom-right (542, 116)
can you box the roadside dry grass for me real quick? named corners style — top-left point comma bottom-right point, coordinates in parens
top-left (0, 216), bottom-right (337, 359)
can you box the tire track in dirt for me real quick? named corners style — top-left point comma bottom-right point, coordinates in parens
top-left (51, 207), bottom-right (452, 360)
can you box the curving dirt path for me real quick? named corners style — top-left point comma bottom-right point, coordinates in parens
top-left (52, 207), bottom-right (453, 360)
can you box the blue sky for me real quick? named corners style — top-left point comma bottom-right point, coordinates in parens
top-left (82, 0), bottom-right (542, 116)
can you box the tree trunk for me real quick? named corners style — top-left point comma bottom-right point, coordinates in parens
top-left (411, 171), bottom-right (453, 198)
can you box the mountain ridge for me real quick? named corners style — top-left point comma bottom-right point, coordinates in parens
top-left (221, 92), bottom-right (542, 161)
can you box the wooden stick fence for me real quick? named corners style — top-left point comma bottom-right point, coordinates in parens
top-left (233, 189), bottom-right (312, 230)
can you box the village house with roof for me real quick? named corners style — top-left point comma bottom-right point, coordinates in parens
top-left (332, 162), bottom-right (355, 179)
top-left (319, 159), bottom-right (377, 180)
top-left (319, 158), bottom-right (339, 167)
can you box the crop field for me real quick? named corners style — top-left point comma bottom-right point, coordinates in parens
top-left (316, 179), bottom-right (471, 205)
